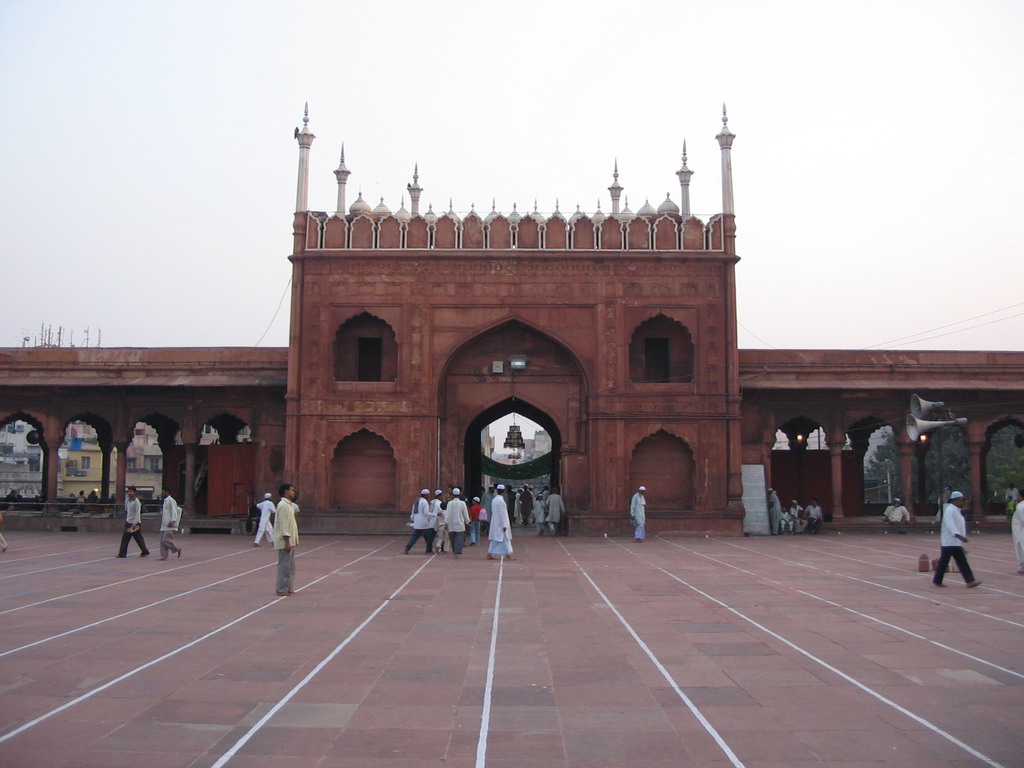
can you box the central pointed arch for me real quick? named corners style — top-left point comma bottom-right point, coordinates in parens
top-left (463, 398), bottom-right (562, 496)
top-left (439, 317), bottom-right (587, 505)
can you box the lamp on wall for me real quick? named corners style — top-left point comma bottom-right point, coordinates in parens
top-left (509, 355), bottom-right (528, 371)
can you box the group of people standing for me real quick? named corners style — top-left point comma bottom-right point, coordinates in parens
top-left (766, 489), bottom-right (823, 535)
top-left (403, 483), bottom-right (567, 561)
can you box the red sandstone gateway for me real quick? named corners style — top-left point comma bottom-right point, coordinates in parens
top-left (1, 108), bottom-right (1021, 535)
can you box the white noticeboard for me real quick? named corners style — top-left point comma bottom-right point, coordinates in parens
top-left (741, 464), bottom-right (770, 535)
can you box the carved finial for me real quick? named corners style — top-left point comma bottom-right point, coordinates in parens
top-left (722, 103), bottom-right (728, 126)
top-left (682, 139), bottom-right (688, 164)
top-left (303, 102), bottom-right (310, 127)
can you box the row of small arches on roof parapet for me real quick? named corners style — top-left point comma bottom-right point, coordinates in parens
top-left (307, 210), bottom-right (723, 251)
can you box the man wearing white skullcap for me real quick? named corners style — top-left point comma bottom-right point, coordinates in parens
top-left (404, 488), bottom-right (437, 555)
top-left (445, 488), bottom-right (471, 558)
top-left (253, 492), bottom-right (276, 547)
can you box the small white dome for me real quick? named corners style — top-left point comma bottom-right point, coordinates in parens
top-left (372, 197), bottom-right (392, 218)
top-left (507, 203), bottom-right (522, 225)
top-left (349, 193), bottom-right (372, 215)
top-left (657, 194), bottom-right (680, 215)
top-left (484, 202), bottom-right (501, 224)
top-left (423, 204), bottom-right (437, 225)
top-left (637, 198), bottom-right (657, 217)
top-left (591, 207), bottom-right (606, 226)
top-left (394, 200), bottom-right (411, 224)
top-left (617, 202), bottom-right (636, 222)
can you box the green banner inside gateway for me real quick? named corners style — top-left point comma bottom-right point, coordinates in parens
top-left (480, 452), bottom-right (552, 481)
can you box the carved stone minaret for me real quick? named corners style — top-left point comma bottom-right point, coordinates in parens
top-left (676, 140), bottom-right (693, 218)
top-left (715, 104), bottom-right (735, 216)
top-left (607, 160), bottom-right (623, 215)
top-left (407, 164), bottom-right (423, 216)
top-left (294, 103), bottom-right (316, 213)
top-left (333, 144), bottom-right (351, 215)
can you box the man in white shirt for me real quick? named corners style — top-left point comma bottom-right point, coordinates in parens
top-left (158, 486), bottom-right (183, 560)
top-left (882, 498), bottom-right (910, 528)
top-left (253, 492), bottom-right (276, 547)
top-left (444, 488), bottom-right (471, 558)
top-left (933, 491), bottom-right (981, 588)
top-left (404, 489), bottom-right (437, 554)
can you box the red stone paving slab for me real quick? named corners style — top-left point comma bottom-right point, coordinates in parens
top-left (2, 531), bottom-right (1024, 767)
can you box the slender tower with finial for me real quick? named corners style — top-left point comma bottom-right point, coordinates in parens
top-left (407, 164), bottom-right (423, 216)
top-left (608, 160), bottom-right (623, 215)
top-left (333, 144), bottom-right (351, 214)
top-left (715, 104), bottom-right (735, 217)
top-left (294, 103), bottom-right (316, 213)
top-left (676, 140), bottom-right (693, 218)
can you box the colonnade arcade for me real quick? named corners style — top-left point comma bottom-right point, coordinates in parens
top-left (0, 406), bottom-right (257, 515)
top-left (753, 406), bottom-right (1024, 520)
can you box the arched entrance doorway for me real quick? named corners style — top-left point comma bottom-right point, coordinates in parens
top-left (439, 319), bottom-right (586, 510)
top-left (463, 398), bottom-right (562, 497)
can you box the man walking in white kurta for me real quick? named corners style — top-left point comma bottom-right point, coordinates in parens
top-left (487, 484), bottom-right (515, 560)
top-left (253, 492), bottom-right (275, 547)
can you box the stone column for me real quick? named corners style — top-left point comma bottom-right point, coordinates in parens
top-left (184, 443), bottom-right (197, 512)
top-left (43, 437), bottom-right (61, 503)
top-left (114, 441), bottom-right (129, 502)
top-left (898, 439), bottom-right (914, 515)
top-left (968, 439), bottom-right (984, 527)
top-left (829, 444), bottom-right (845, 520)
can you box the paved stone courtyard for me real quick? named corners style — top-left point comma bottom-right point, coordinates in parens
top-left (1, 528), bottom-right (1022, 767)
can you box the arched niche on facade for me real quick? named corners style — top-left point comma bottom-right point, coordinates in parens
top-left (487, 216), bottom-right (512, 249)
top-left (324, 215), bottom-right (348, 248)
top-left (626, 218), bottom-right (651, 250)
top-left (681, 217), bottom-right (705, 250)
top-left (628, 314), bottom-right (694, 384)
top-left (462, 213), bottom-right (484, 248)
top-left (983, 418), bottom-right (1024, 509)
top-left (407, 216), bottom-right (429, 248)
top-left (331, 429), bottom-right (397, 511)
top-left (653, 216), bottom-right (678, 250)
top-left (545, 216), bottom-right (567, 249)
top-left (378, 216), bottom-right (402, 248)
top-left (435, 216), bottom-right (458, 248)
top-left (599, 218), bottom-right (623, 249)
top-left (349, 215), bottom-right (375, 249)
top-left (517, 217), bottom-right (540, 248)
top-left (629, 430), bottom-right (695, 510)
top-left (570, 216), bottom-right (595, 249)
top-left (333, 312), bottom-right (398, 382)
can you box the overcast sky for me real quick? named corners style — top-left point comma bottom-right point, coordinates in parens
top-left (2, 0), bottom-right (1022, 352)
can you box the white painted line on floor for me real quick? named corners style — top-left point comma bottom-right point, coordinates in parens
top-left (0, 555), bottom-right (125, 581)
top-left (560, 542), bottom-right (747, 768)
top-left (475, 556), bottom-right (505, 768)
top-left (0, 541), bottom-right (335, 616)
top-left (0, 543), bottom-right (392, 745)
top-left (656, 537), bottom-right (1024, 682)
top-left (623, 542), bottom-right (1007, 768)
top-left (210, 553), bottom-right (435, 768)
top-left (714, 539), bottom-right (1024, 627)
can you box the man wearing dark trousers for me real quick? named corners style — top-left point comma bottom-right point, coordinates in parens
top-left (933, 490), bottom-right (981, 588)
top-left (116, 486), bottom-right (150, 558)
